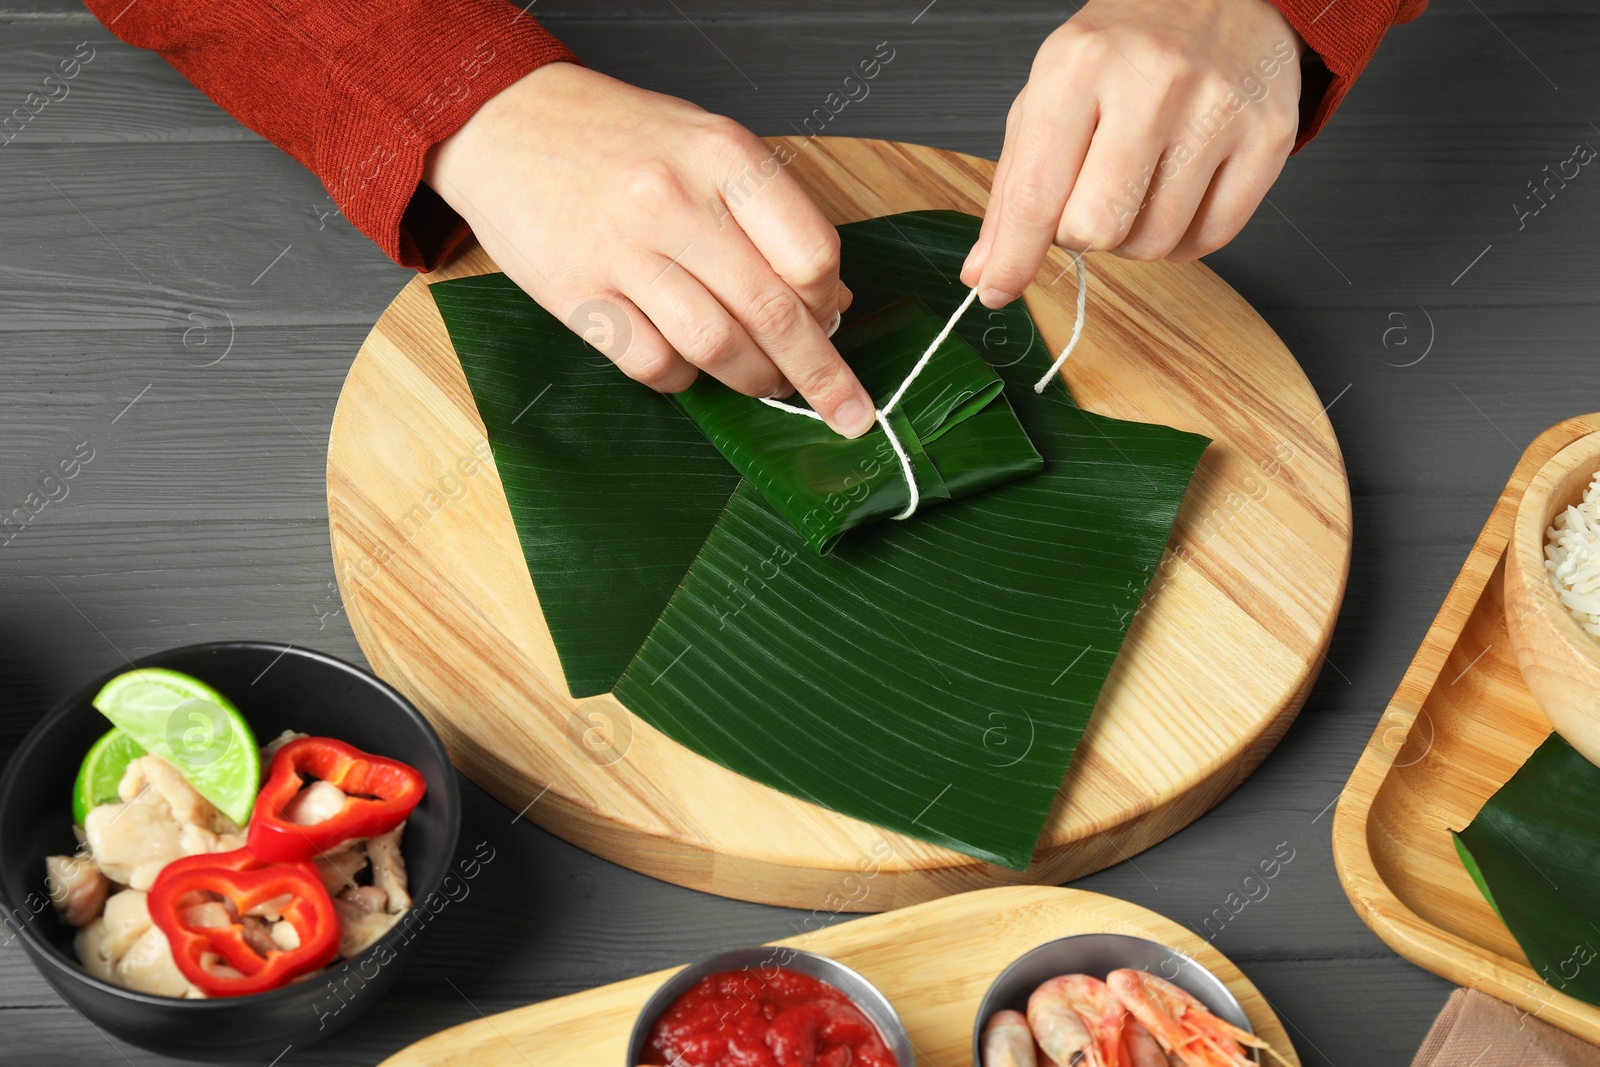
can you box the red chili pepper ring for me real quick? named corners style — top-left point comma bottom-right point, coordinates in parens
top-left (247, 736), bottom-right (426, 863)
top-left (147, 849), bottom-right (339, 998)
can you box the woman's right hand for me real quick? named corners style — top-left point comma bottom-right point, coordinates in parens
top-left (424, 62), bottom-right (875, 439)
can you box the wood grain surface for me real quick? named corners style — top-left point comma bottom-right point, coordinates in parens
top-left (11, 1), bottom-right (1600, 1062)
top-left (1505, 431), bottom-right (1600, 764)
top-left (1333, 414), bottom-right (1600, 1044)
top-left (325, 136), bottom-right (1352, 911)
top-left (378, 885), bottom-right (1302, 1067)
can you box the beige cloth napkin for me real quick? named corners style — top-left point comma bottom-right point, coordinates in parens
top-left (1412, 989), bottom-right (1600, 1067)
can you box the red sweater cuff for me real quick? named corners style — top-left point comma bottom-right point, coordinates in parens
top-left (317, 4), bottom-right (578, 270)
top-left (1269, 0), bottom-right (1427, 150)
top-left (82, 0), bottom-right (577, 271)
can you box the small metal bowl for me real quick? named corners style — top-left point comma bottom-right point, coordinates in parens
top-left (972, 933), bottom-right (1257, 1066)
top-left (626, 946), bottom-right (915, 1066)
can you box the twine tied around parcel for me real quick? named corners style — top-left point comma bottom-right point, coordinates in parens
top-left (760, 252), bottom-right (1088, 521)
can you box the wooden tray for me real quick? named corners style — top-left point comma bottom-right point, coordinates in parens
top-left (377, 885), bottom-right (1301, 1067)
top-left (326, 136), bottom-right (1352, 911)
top-left (1333, 413), bottom-right (1600, 1042)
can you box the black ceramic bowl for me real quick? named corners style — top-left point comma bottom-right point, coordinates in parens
top-left (0, 642), bottom-right (461, 1062)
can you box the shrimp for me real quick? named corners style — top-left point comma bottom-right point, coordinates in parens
top-left (1121, 1020), bottom-right (1173, 1067)
top-left (982, 1009), bottom-right (1038, 1067)
top-left (1029, 975), bottom-right (1125, 1067)
top-left (1028, 978), bottom-right (1096, 1066)
top-left (1106, 970), bottom-right (1288, 1067)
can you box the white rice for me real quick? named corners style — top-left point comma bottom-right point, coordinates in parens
top-left (1546, 468), bottom-right (1600, 640)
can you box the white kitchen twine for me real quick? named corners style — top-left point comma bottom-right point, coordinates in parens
top-left (760, 252), bottom-right (1087, 521)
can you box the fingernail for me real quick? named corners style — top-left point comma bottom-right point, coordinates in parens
top-left (979, 288), bottom-right (1014, 309)
top-left (768, 382), bottom-right (796, 400)
top-left (832, 398), bottom-right (874, 439)
top-left (824, 310), bottom-right (842, 338)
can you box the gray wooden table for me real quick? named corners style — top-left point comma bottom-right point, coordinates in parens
top-left (2, 1), bottom-right (1595, 1063)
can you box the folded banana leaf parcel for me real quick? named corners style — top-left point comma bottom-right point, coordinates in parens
top-left (678, 292), bottom-right (1044, 554)
top-left (431, 210), bottom-right (1210, 869)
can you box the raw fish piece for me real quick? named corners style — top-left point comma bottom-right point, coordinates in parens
top-left (368, 822), bottom-right (411, 913)
top-left (46, 854), bottom-right (108, 928)
top-left (115, 925), bottom-right (195, 997)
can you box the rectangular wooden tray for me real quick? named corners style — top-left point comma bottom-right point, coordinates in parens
top-left (378, 885), bottom-right (1300, 1066)
top-left (1334, 413), bottom-right (1600, 1043)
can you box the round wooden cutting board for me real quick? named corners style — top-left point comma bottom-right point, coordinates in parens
top-left (326, 137), bottom-right (1350, 911)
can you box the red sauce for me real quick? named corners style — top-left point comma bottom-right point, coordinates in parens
top-left (644, 967), bottom-right (898, 1067)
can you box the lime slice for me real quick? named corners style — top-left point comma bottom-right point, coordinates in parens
top-left (91, 668), bottom-right (260, 825)
top-left (71, 727), bottom-right (147, 824)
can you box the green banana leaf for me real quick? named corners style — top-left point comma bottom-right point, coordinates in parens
top-left (677, 294), bottom-right (1043, 553)
top-left (431, 210), bottom-right (1209, 869)
top-left (1454, 733), bottom-right (1600, 1005)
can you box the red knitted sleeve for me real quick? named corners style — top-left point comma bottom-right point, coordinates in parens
top-left (81, 0), bottom-right (578, 270)
top-left (1268, 0), bottom-right (1428, 150)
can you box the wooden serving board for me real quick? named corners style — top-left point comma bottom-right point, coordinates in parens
top-left (1333, 413), bottom-right (1600, 1043)
top-left (377, 885), bottom-right (1300, 1067)
top-left (327, 137), bottom-right (1351, 910)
